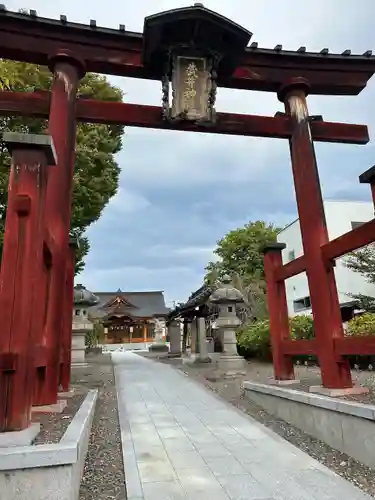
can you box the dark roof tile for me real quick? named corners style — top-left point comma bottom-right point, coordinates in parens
top-left (89, 291), bottom-right (169, 318)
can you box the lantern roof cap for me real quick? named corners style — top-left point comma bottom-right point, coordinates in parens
top-left (209, 275), bottom-right (244, 304)
top-left (142, 4), bottom-right (252, 80)
top-left (73, 284), bottom-right (100, 306)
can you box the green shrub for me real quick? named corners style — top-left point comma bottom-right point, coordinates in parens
top-left (290, 315), bottom-right (314, 340)
top-left (346, 313), bottom-right (375, 337)
top-left (237, 319), bottom-right (271, 360)
top-left (237, 314), bottom-right (314, 361)
top-left (237, 312), bottom-right (375, 366)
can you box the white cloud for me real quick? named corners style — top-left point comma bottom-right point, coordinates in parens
top-left (108, 187), bottom-right (151, 214)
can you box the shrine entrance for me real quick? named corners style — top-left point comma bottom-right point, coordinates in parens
top-left (1, 4), bottom-right (375, 431)
top-left (103, 317), bottom-right (154, 345)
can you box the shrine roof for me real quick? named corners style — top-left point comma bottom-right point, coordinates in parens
top-left (89, 290), bottom-right (170, 319)
top-left (1, 6), bottom-right (375, 94)
top-left (169, 283), bottom-right (213, 319)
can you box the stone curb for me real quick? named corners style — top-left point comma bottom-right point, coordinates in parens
top-left (243, 381), bottom-right (375, 421)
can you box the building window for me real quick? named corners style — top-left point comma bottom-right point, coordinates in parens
top-left (75, 309), bottom-right (80, 316)
top-left (293, 296), bottom-right (311, 312)
top-left (228, 306), bottom-right (233, 313)
top-left (288, 249), bottom-right (295, 261)
top-left (351, 221), bottom-right (365, 229)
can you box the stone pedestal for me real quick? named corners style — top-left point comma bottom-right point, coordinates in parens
top-left (216, 325), bottom-right (245, 373)
top-left (168, 320), bottom-right (182, 357)
top-left (196, 317), bottom-right (211, 363)
top-left (71, 330), bottom-right (86, 364)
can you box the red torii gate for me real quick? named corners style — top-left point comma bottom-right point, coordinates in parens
top-left (0, 4), bottom-right (375, 431)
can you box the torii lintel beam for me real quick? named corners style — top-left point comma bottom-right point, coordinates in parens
top-left (0, 91), bottom-right (369, 144)
top-left (1, 9), bottom-right (375, 95)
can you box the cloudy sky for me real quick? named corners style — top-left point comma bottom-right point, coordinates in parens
top-left (6, 0), bottom-right (375, 305)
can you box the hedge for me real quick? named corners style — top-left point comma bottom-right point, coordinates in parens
top-left (237, 315), bottom-right (314, 362)
top-left (237, 313), bottom-right (375, 367)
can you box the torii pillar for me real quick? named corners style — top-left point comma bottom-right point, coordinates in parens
top-left (278, 78), bottom-right (352, 389)
top-left (0, 133), bottom-right (56, 432)
top-left (36, 52), bottom-right (85, 405)
top-left (59, 236), bottom-right (80, 392)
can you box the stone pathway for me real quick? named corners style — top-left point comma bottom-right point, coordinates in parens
top-left (113, 352), bottom-right (373, 500)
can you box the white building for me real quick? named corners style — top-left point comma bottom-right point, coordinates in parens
top-left (277, 200), bottom-right (375, 319)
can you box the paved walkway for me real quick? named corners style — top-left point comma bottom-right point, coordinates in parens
top-left (113, 352), bottom-right (373, 500)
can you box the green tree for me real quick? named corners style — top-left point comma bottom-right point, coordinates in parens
top-left (205, 221), bottom-right (279, 284)
top-left (346, 245), bottom-right (375, 311)
top-left (0, 59), bottom-right (123, 273)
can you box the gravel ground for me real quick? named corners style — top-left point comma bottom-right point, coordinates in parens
top-left (73, 354), bottom-right (127, 500)
top-left (158, 357), bottom-right (375, 498)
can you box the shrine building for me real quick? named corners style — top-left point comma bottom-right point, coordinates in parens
top-left (88, 289), bottom-right (170, 349)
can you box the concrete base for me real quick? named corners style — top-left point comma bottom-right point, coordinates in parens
top-left (222, 371), bottom-right (246, 379)
top-left (244, 381), bottom-right (375, 470)
top-left (268, 378), bottom-right (301, 386)
top-left (309, 385), bottom-right (370, 397)
top-left (218, 355), bottom-right (246, 373)
top-left (58, 389), bottom-right (76, 398)
top-left (71, 362), bottom-right (89, 368)
top-left (32, 400), bottom-right (67, 414)
top-left (0, 390), bottom-right (98, 500)
top-left (149, 343), bottom-right (169, 354)
top-left (191, 355), bottom-right (212, 364)
top-left (0, 424), bottom-right (40, 448)
top-left (168, 352), bottom-right (182, 358)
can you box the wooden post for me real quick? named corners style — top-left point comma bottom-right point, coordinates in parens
top-left (359, 166), bottom-right (375, 211)
top-left (182, 319), bottom-right (189, 353)
top-left (191, 318), bottom-right (198, 354)
top-left (263, 243), bottom-right (295, 380)
top-left (39, 53), bottom-right (85, 404)
top-left (59, 236), bottom-right (79, 392)
top-left (0, 133), bottom-right (56, 431)
top-left (278, 78), bottom-right (352, 389)
top-left (143, 323), bottom-right (148, 343)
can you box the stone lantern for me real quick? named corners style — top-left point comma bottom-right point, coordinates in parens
top-left (149, 317), bottom-right (169, 354)
top-left (72, 284), bottom-right (99, 365)
top-left (209, 275), bottom-right (246, 374)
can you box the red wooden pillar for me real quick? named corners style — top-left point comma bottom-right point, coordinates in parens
top-left (278, 78), bottom-right (352, 389)
top-left (37, 52), bottom-right (85, 404)
top-left (0, 133), bottom-right (56, 431)
top-left (263, 243), bottom-right (295, 380)
top-left (59, 236), bottom-right (79, 392)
